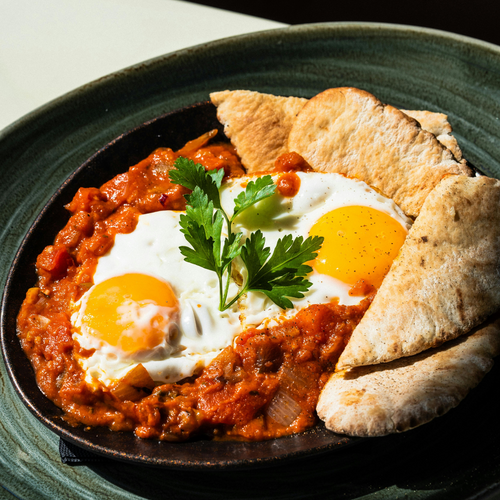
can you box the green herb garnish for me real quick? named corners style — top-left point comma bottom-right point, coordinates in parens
top-left (169, 157), bottom-right (323, 311)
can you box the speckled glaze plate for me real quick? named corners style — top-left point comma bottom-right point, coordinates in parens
top-left (2, 22), bottom-right (500, 500)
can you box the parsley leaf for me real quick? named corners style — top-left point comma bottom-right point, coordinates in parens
top-left (169, 157), bottom-right (224, 209)
top-left (238, 231), bottom-right (324, 309)
top-left (178, 215), bottom-right (217, 272)
top-left (169, 157), bottom-right (323, 311)
top-left (232, 175), bottom-right (276, 221)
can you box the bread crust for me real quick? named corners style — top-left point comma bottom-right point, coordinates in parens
top-left (210, 90), bottom-right (307, 173)
top-left (402, 109), bottom-right (464, 162)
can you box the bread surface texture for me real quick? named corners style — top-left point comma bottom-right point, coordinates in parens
top-left (288, 87), bottom-right (471, 217)
top-left (402, 109), bottom-right (464, 161)
top-left (210, 90), bottom-right (307, 173)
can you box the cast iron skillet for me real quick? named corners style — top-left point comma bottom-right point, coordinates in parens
top-left (0, 101), bottom-right (358, 469)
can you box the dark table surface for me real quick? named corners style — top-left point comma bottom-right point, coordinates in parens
top-left (187, 0), bottom-right (500, 48)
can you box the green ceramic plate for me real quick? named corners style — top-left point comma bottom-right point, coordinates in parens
top-left (2, 22), bottom-right (500, 499)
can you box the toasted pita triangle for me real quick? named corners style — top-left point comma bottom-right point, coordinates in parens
top-left (402, 109), bottom-right (464, 162)
top-left (318, 314), bottom-right (500, 436)
top-left (337, 174), bottom-right (500, 371)
top-left (210, 90), bottom-right (467, 196)
top-left (210, 90), bottom-right (307, 173)
top-left (288, 87), bottom-right (471, 217)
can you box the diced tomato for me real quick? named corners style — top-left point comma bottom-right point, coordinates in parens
top-left (36, 245), bottom-right (73, 280)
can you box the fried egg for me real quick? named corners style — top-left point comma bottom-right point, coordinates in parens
top-left (71, 210), bottom-right (241, 387)
top-left (220, 171), bottom-right (412, 327)
top-left (71, 171), bottom-right (411, 388)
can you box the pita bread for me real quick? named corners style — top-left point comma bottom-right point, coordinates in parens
top-left (210, 89), bottom-right (466, 186)
top-left (337, 174), bottom-right (500, 371)
top-left (317, 314), bottom-right (500, 437)
top-left (402, 109), bottom-right (464, 162)
top-left (288, 87), bottom-right (471, 217)
top-left (210, 90), bottom-right (307, 173)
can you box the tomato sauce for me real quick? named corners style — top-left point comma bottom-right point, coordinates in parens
top-left (17, 138), bottom-right (374, 442)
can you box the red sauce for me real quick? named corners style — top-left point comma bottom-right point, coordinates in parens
top-left (349, 279), bottom-right (376, 297)
top-left (17, 140), bottom-right (374, 442)
top-left (277, 172), bottom-right (301, 197)
top-left (273, 151), bottom-right (313, 173)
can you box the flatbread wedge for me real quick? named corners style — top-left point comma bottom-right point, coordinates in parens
top-left (210, 89), bottom-right (467, 194)
top-left (317, 314), bottom-right (500, 436)
top-left (288, 87), bottom-right (471, 217)
top-left (337, 174), bottom-right (500, 370)
top-left (210, 90), bottom-right (308, 173)
top-left (402, 109), bottom-right (464, 162)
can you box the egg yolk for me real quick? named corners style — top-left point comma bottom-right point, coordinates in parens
top-left (81, 273), bottom-right (179, 353)
top-left (309, 206), bottom-right (407, 288)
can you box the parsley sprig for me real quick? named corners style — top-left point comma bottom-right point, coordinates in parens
top-left (169, 157), bottom-right (324, 311)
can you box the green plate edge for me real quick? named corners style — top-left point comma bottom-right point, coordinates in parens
top-left (2, 22), bottom-right (500, 500)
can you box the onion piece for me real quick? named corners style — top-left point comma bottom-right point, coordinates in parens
top-left (111, 364), bottom-right (155, 402)
top-left (33, 314), bottom-right (50, 327)
top-left (176, 129), bottom-right (218, 155)
top-left (266, 388), bottom-right (302, 427)
top-left (281, 365), bottom-right (309, 392)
